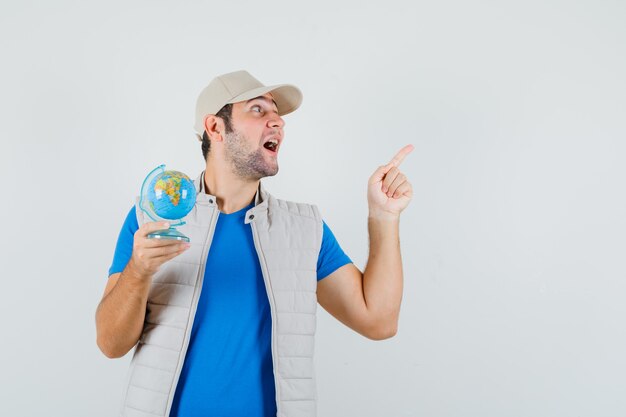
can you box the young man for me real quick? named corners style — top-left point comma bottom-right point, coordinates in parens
top-left (96, 70), bottom-right (413, 417)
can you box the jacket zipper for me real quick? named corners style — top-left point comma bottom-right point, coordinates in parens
top-left (250, 220), bottom-right (282, 415)
top-left (164, 208), bottom-right (220, 416)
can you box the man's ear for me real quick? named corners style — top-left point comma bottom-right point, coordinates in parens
top-left (204, 115), bottom-right (224, 142)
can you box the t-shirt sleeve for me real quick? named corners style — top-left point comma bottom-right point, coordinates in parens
top-left (317, 220), bottom-right (352, 281)
top-left (108, 206), bottom-right (140, 277)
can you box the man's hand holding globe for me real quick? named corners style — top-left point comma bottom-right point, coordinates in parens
top-left (127, 165), bottom-right (197, 280)
top-left (126, 221), bottom-right (191, 280)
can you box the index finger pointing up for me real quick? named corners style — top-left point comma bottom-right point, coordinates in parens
top-left (388, 144), bottom-right (414, 167)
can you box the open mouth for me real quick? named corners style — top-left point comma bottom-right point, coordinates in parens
top-left (263, 138), bottom-right (279, 153)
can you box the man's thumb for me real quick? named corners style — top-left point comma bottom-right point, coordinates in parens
top-left (140, 221), bottom-right (170, 237)
top-left (369, 163), bottom-right (393, 185)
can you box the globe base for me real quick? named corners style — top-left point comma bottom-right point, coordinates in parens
top-left (147, 227), bottom-right (190, 242)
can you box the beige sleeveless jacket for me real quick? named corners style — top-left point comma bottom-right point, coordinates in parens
top-left (119, 172), bottom-right (323, 417)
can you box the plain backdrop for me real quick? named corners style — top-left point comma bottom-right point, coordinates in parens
top-left (1, 1), bottom-right (625, 416)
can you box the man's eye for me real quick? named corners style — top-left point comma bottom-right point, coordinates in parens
top-left (251, 105), bottom-right (263, 113)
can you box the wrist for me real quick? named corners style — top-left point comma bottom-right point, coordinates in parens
top-left (125, 258), bottom-right (153, 283)
top-left (368, 209), bottom-right (400, 222)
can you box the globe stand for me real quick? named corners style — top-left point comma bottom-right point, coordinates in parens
top-left (147, 227), bottom-right (190, 242)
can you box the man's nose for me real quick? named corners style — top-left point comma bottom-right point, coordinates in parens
top-left (267, 113), bottom-right (285, 129)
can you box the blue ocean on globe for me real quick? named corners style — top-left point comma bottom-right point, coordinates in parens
top-left (147, 171), bottom-right (196, 220)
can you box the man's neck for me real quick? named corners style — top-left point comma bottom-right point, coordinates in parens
top-left (203, 163), bottom-right (259, 214)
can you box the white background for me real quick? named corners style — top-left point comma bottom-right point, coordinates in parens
top-left (1, 1), bottom-right (625, 416)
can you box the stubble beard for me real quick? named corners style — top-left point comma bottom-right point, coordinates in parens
top-left (223, 129), bottom-right (278, 181)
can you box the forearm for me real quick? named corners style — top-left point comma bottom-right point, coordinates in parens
top-left (362, 212), bottom-right (403, 335)
top-left (96, 261), bottom-right (152, 358)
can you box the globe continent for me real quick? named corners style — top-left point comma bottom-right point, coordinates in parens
top-left (147, 170), bottom-right (196, 220)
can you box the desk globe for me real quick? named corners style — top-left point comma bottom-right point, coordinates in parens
top-left (139, 164), bottom-right (197, 242)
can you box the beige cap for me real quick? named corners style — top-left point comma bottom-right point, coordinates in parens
top-left (194, 70), bottom-right (303, 139)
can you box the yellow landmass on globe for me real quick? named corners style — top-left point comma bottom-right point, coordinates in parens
top-left (154, 176), bottom-right (182, 206)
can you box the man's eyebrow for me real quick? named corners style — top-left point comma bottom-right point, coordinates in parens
top-left (246, 96), bottom-right (278, 110)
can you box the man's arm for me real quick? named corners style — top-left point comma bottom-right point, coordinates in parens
top-left (317, 216), bottom-right (402, 340)
top-left (95, 221), bottom-right (190, 358)
top-left (316, 145), bottom-right (413, 341)
top-left (96, 269), bottom-right (151, 358)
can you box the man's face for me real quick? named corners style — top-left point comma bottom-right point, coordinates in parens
top-left (222, 93), bottom-right (285, 181)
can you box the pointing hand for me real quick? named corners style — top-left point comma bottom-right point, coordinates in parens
top-left (367, 144), bottom-right (414, 219)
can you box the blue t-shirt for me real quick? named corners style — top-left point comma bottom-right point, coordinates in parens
top-left (108, 204), bottom-right (352, 417)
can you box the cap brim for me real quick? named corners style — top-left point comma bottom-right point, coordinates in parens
top-left (229, 84), bottom-right (303, 116)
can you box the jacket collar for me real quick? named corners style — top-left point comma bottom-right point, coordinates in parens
top-left (193, 171), bottom-right (269, 207)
